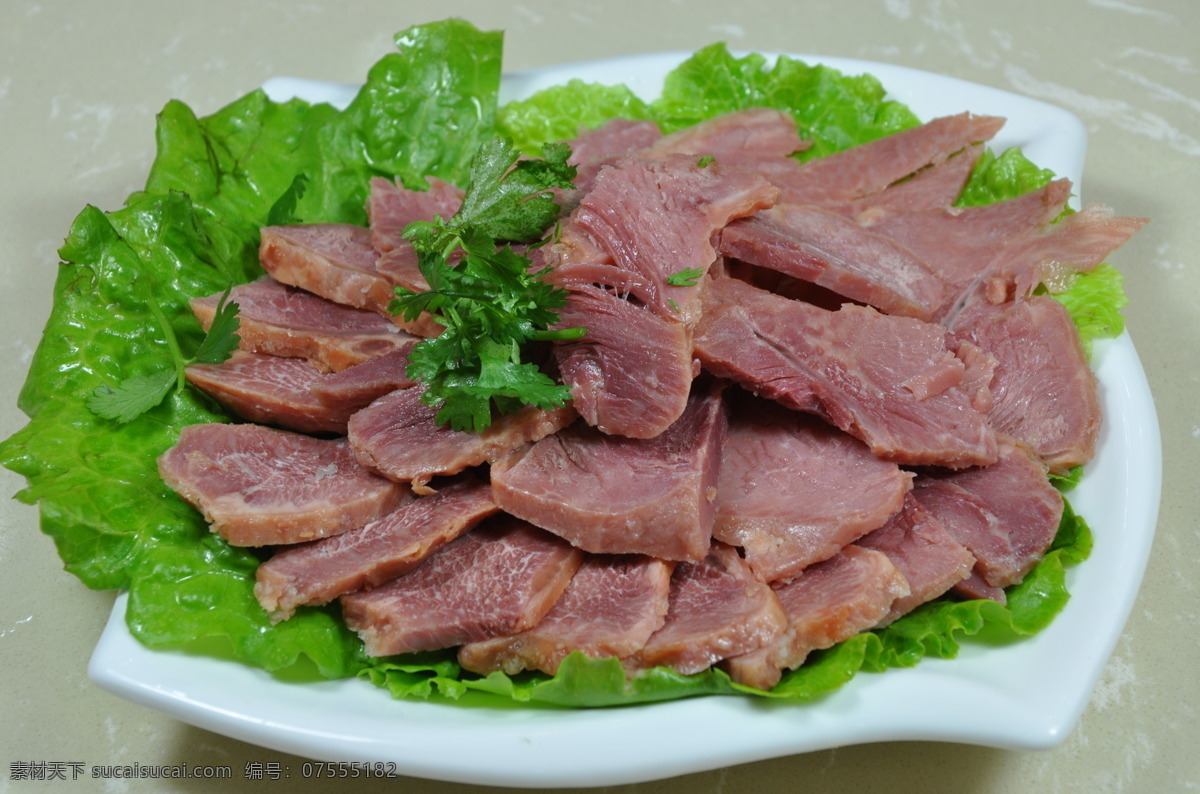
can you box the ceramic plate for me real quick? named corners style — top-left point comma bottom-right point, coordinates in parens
top-left (88, 52), bottom-right (1163, 788)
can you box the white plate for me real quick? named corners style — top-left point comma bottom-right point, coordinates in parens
top-left (88, 53), bottom-right (1162, 788)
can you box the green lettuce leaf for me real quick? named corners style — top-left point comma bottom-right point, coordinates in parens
top-left (0, 20), bottom-right (1117, 707)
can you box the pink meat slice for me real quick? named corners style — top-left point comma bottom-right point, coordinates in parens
top-left (724, 545), bottom-right (910, 690)
top-left (913, 439), bottom-right (1063, 591)
top-left (549, 153), bottom-right (779, 324)
top-left (714, 397), bottom-right (912, 582)
top-left (489, 381), bottom-right (727, 562)
top-left (557, 118), bottom-right (665, 204)
top-left (259, 224), bottom-right (394, 315)
top-left (157, 423), bottom-right (410, 547)
top-left (718, 203), bottom-right (947, 320)
top-left (309, 348), bottom-right (416, 412)
top-left (642, 107), bottom-right (810, 167)
top-left (340, 517), bottom-right (584, 657)
top-left (857, 493), bottom-right (975, 623)
top-left (457, 554), bottom-right (674, 676)
top-left (830, 144), bottom-right (985, 217)
top-left (190, 276), bottom-right (417, 372)
top-left (184, 350), bottom-right (356, 435)
top-left (765, 112), bottom-right (1005, 206)
top-left (348, 385), bottom-right (577, 489)
top-left (966, 204), bottom-right (1148, 310)
top-left (254, 477), bottom-right (499, 621)
top-left (950, 296), bottom-right (1100, 473)
top-left (552, 284), bottom-right (696, 438)
top-left (627, 543), bottom-right (788, 675)
top-left (366, 175), bottom-right (464, 254)
top-left (694, 276), bottom-right (998, 468)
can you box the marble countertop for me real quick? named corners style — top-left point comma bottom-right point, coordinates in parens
top-left (2, 2), bottom-right (1196, 791)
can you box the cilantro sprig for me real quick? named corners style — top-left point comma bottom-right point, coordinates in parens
top-left (667, 266), bottom-right (705, 287)
top-left (390, 137), bottom-right (585, 433)
top-left (86, 287), bottom-right (241, 423)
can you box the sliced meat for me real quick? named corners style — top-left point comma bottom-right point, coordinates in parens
top-left (765, 112), bottom-right (1005, 206)
top-left (965, 204), bottom-right (1148, 310)
top-left (831, 144), bottom-right (985, 217)
top-left (627, 543), bottom-right (788, 675)
top-left (913, 439), bottom-right (1063, 591)
top-left (724, 545), bottom-right (909, 690)
top-left (559, 118), bottom-right (665, 202)
top-left (310, 348), bottom-right (416, 412)
top-left (254, 477), bottom-right (498, 621)
top-left (366, 175), bottom-right (463, 254)
top-left (340, 517), bottom-right (584, 656)
top-left (259, 224), bottom-right (394, 315)
top-left (490, 381), bottom-right (727, 562)
top-left (552, 284), bottom-right (695, 438)
top-left (549, 153), bottom-right (779, 324)
top-left (857, 493), bottom-right (975, 623)
top-left (184, 350), bottom-right (356, 435)
top-left (950, 296), bottom-right (1100, 473)
top-left (157, 423), bottom-right (410, 547)
top-left (719, 203), bottom-right (947, 320)
top-left (694, 276), bottom-right (998, 468)
top-left (714, 397), bottom-right (912, 582)
top-left (348, 385), bottom-right (576, 489)
top-left (457, 554), bottom-right (674, 676)
top-left (190, 276), bottom-right (417, 372)
top-left (642, 107), bottom-right (810, 168)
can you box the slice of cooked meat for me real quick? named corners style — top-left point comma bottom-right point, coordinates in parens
top-left (724, 545), bottom-right (909, 690)
top-left (719, 202), bottom-right (947, 320)
top-left (310, 347), bottom-right (416, 412)
top-left (713, 397), bottom-right (912, 582)
top-left (157, 423), bottom-right (410, 547)
top-left (259, 223), bottom-right (394, 315)
top-left (950, 296), bottom-right (1100, 473)
top-left (626, 542), bottom-right (788, 675)
top-left (254, 477), bottom-right (498, 621)
top-left (348, 385), bottom-right (576, 489)
top-left (340, 517), bottom-right (583, 656)
top-left (185, 350), bottom-right (356, 435)
top-left (641, 107), bottom-right (810, 167)
top-left (490, 380), bottom-right (727, 562)
top-left (857, 493), bottom-right (975, 623)
top-left (694, 276), bottom-right (998, 468)
top-left (190, 276), bottom-right (417, 372)
top-left (457, 554), bottom-right (674, 676)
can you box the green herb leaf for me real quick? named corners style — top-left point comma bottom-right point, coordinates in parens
top-left (192, 287), bottom-right (242, 364)
top-left (667, 266), bottom-right (705, 287)
top-left (696, 154), bottom-right (715, 168)
top-left (265, 173), bottom-right (310, 226)
top-left (86, 370), bottom-right (176, 424)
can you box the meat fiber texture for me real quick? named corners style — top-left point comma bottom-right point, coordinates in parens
top-left (153, 106), bottom-right (1143, 690)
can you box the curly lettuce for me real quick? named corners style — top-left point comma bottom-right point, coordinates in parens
top-left (1, 19), bottom-right (1108, 707)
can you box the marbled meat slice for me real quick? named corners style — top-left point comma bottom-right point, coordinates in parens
top-left (549, 152), bottom-right (779, 324)
top-left (341, 517), bottom-right (584, 656)
top-left (913, 439), bottom-right (1063, 593)
top-left (718, 203), bottom-right (947, 320)
top-left (259, 223), bottom-right (394, 315)
top-left (158, 423), bottom-right (410, 547)
top-left (457, 554), bottom-right (674, 676)
top-left (348, 385), bottom-right (577, 488)
top-left (830, 143), bottom-right (985, 218)
top-left (490, 381), bottom-right (727, 562)
top-left (950, 296), bottom-right (1100, 473)
top-left (185, 350), bottom-right (357, 435)
top-left (714, 397), bottom-right (912, 582)
top-left (627, 543), bottom-right (788, 675)
top-left (190, 276), bottom-right (416, 372)
top-left (857, 493), bottom-right (975, 623)
top-left (765, 112), bottom-right (1005, 206)
top-left (558, 118), bottom-right (664, 203)
top-left (552, 284), bottom-right (695, 438)
top-left (254, 477), bottom-right (498, 621)
top-left (724, 545), bottom-right (910, 690)
top-left (694, 276), bottom-right (998, 468)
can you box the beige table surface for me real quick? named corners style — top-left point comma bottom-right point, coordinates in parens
top-left (2, 1), bottom-right (1196, 792)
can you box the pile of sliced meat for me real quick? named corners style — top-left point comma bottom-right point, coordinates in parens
top-left (158, 106), bottom-right (1145, 691)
